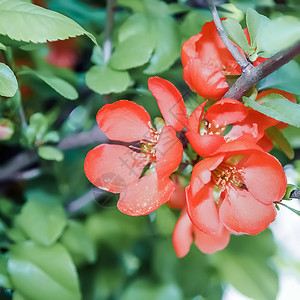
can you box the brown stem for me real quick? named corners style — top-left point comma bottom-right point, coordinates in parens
top-left (224, 41), bottom-right (300, 100)
top-left (207, 0), bottom-right (252, 72)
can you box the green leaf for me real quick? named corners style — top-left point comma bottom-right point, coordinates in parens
top-left (85, 65), bottom-right (131, 94)
top-left (38, 145), bottom-right (64, 162)
top-left (60, 220), bottom-right (96, 266)
top-left (246, 9), bottom-right (269, 47)
top-left (0, 0), bottom-right (96, 44)
top-left (0, 63), bottom-right (18, 97)
top-left (0, 254), bottom-right (12, 289)
top-left (283, 184), bottom-right (297, 200)
top-left (8, 241), bottom-right (81, 300)
top-left (144, 16), bottom-right (180, 74)
top-left (109, 33), bottom-right (155, 70)
top-left (0, 41), bottom-right (6, 50)
top-left (222, 18), bottom-right (249, 52)
top-left (266, 126), bottom-right (294, 159)
top-left (282, 126), bottom-right (300, 149)
top-left (121, 279), bottom-right (182, 300)
top-left (0, 118), bottom-right (14, 140)
top-left (19, 68), bottom-right (78, 100)
top-left (243, 94), bottom-right (300, 128)
top-left (258, 61), bottom-right (300, 94)
top-left (16, 197), bottom-right (67, 246)
top-left (215, 252), bottom-right (278, 300)
top-left (258, 17), bottom-right (300, 55)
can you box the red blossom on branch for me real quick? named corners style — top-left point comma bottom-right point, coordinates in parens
top-left (84, 77), bottom-right (187, 216)
top-left (186, 139), bottom-right (287, 235)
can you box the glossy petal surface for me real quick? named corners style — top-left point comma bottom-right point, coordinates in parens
top-left (242, 153), bottom-right (287, 205)
top-left (84, 144), bottom-right (146, 193)
top-left (97, 100), bottom-right (151, 142)
top-left (156, 126), bottom-right (183, 179)
top-left (186, 183), bottom-right (220, 234)
top-left (172, 210), bottom-right (193, 258)
top-left (219, 188), bottom-right (277, 235)
top-left (194, 224), bottom-right (230, 254)
top-left (148, 77), bottom-right (187, 131)
top-left (117, 172), bottom-right (175, 216)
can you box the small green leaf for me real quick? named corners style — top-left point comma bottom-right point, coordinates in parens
top-left (144, 16), bottom-right (180, 74)
top-left (243, 94), bottom-right (300, 128)
top-left (0, 118), bottom-right (14, 140)
top-left (60, 220), bottom-right (96, 266)
top-left (0, 0), bottom-right (96, 44)
top-left (0, 254), bottom-right (12, 289)
top-left (38, 145), bottom-right (64, 162)
top-left (109, 33), bottom-right (155, 70)
top-left (0, 41), bottom-right (6, 50)
top-left (283, 184), bottom-right (297, 200)
top-left (222, 18), bottom-right (249, 52)
top-left (19, 68), bottom-right (78, 100)
top-left (85, 65), bottom-right (131, 94)
top-left (258, 17), bottom-right (300, 55)
top-left (266, 126), bottom-right (294, 159)
top-left (8, 241), bottom-right (81, 300)
top-left (258, 61), bottom-right (300, 94)
top-left (246, 8), bottom-right (269, 48)
top-left (16, 196), bottom-right (67, 246)
top-left (0, 63), bottom-right (18, 97)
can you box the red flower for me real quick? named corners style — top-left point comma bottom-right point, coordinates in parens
top-left (84, 77), bottom-right (187, 216)
top-left (186, 98), bottom-right (249, 157)
top-left (186, 139), bottom-right (286, 235)
top-left (182, 20), bottom-right (241, 99)
top-left (173, 209), bottom-right (230, 256)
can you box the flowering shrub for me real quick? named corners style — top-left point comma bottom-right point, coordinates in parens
top-left (1, 1), bottom-right (300, 300)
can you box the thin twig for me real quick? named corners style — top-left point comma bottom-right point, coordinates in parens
top-left (0, 125), bottom-right (107, 182)
top-left (207, 0), bottom-right (252, 72)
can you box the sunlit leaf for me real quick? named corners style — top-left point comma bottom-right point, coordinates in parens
top-left (85, 65), bottom-right (131, 94)
top-left (8, 241), bottom-right (81, 300)
top-left (222, 18), bottom-right (249, 52)
top-left (16, 197), bottom-right (67, 246)
top-left (0, 0), bottom-right (96, 44)
top-left (243, 94), bottom-right (300, 128)
top-left (38, 145), bottom-right (64, 162)
top-left (0, 63), bottom-right (18, 97)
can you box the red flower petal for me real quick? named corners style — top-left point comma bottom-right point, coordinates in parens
top-left (181, 33), bottom-right (202, 67)
top-left (194, 224), bottom-right (230, 254)
top-left (84, 144), bottom-right (146, 193)
top-left (183, 59), bottom-right (229, 99)
top-left (186, 132), bottom-right (225, 157)
top-left (189, 155), bottom-right (224, 196)
top-left (117, 172), bottom-right (175, 216)
top-left (186, 183), bottom-right (221, 234)
top-left (156, 126), bottom-right (183, 179)
top-left (97, 100), bottom-right (152, 142)
top-left (172, 210), bottom-right (193, 258)
top-left (257, 133), bottom-right (274, 152)
top-left (167, 175), bottom-right (186, 209)
top-left (187, 101), bottom-right (206, 133)
top-left (219, 187), bottom-right (277, 235)
top-left (205, 98), bottom-right (248, 126)
top-left (242, 152), bottom-right (286, 205)
top-left (148, 77), bottom-right (187, 131)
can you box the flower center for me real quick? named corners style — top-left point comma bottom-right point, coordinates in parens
top-left (129, 122), bottom-right (160, 164)
top-left (200, 118), bottom-right (226, 136)
top-left (212, 162), bottom-right (245, 192)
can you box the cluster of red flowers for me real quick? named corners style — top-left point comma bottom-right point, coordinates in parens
top-left (85, 21), bottom-right (293, 256)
